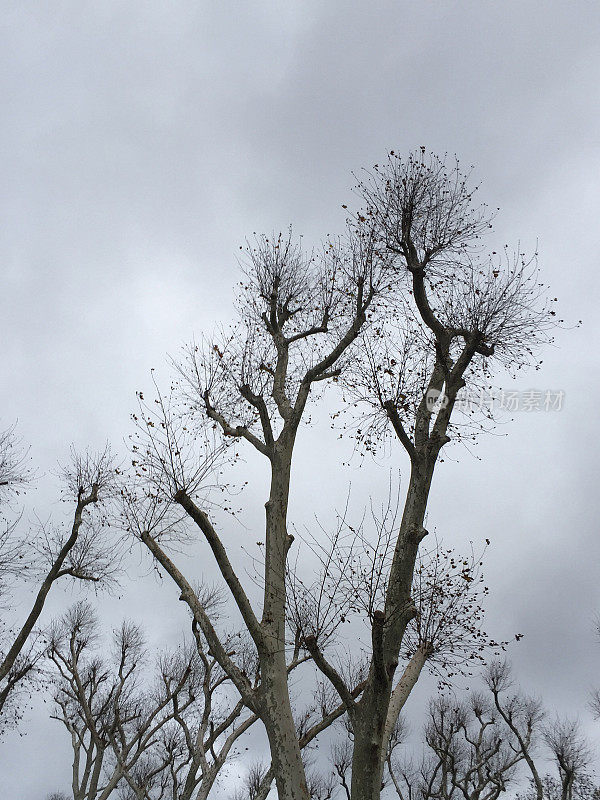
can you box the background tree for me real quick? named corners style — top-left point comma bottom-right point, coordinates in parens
top-left (331, 660), bottom-right (592, 800)
top-left (48, 596), bottom-right (265, 800)
top-left (49, 600), bottom-right (201, 800)
top-left (384, 687), bottom-right (541, 800)
top-left (311, 660), bottom-right (596, 800)
top-left (542, 720), bottom-right (592, 800)
top-left (486, 662), bottom-right (595, 800)
top-left (0, 435), bottom-right (118, 733)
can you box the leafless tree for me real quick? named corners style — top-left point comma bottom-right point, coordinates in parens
top-left (385, 692), bottom-right (531, 800)
top-left (127, 221), bottom-right (390, 800)
top-left (303, 150), bottom-right (555, 800)
top-left (0, 441), bottom-right (118, 732)
top-left (48, 596), bottom-right (269, 800)
top-left (158, 618), bottom-right (261, 800)
top-left (485, 661), bottom-right (596, 800)
top-left (543, 720), bottom-right (591, 800)
top-left (485, 661), bottom-right (547, 800)
top-left (517, 775), bottom-right (600, 800)
top-left (229, 763), bottom-right (272, 800)
top-left (127, 150), bottom-right (555, 800)
top-left (48, 600), bottom-right (198, 800)
top-left (323, 661), bottom-right (594, 800)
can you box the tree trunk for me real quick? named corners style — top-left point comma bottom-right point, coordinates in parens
top-left (350, 457), bottom-right (436, 800)
top-left (350, 680), bottom-right (392, 800)
top-left (259, 441), bottom-right (310, 800)
top-left (260, 647), bottom-right (310, 800)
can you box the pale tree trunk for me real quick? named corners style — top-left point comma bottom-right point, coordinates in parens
top-left (86, 750), bottom-right (104, 800)
top-left (260, 648), bottom-right (309, 800)
top-left (258, 441), bottom-right (310, 800)
top-left (380, 643), bottom-right (429, 767)
top-left (349, 682), bottom-right (392, 800)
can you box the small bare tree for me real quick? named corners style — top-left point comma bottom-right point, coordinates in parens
top-left (324, 661), bottom-right (594, 800)
top-left (385, 691), bottom-right (534, 800)
top-left (485, 660), bottom-right (548, 800)
top-left (0, 437), bottom-right (118, 732)
top-left (485, 661), bottom-right (596, 800)
top-left (155, 617), bottom-right (261, 800)
top-left (517, 775), bottom-right (600, 800)
top-left (543, 720), bottom-right (592, 800)
top-left (48, 601), bottom-right (199, 800)
top-left (0, 423), bottom-right (30, 495)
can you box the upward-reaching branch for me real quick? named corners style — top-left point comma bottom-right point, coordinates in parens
top-left (139, 530), bottom-right (258, 710)
top-left (173, 490), bottom-right (263, 648)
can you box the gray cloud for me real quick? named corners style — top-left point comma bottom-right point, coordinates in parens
top-left (1, 2), bottom-right (599, 797)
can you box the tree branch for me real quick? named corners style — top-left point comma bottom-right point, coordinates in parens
top-left (174, 490), bottom-right (263, 648)
top-left (203, 390), bottom-right (271, 458)
top-left (304, 636), bottom-right (356, 714)
top-left (140, 530), bottom-right (258, 710)
top-left (0, 485), bottom-right (98, 684)
top-left (239, 384), bottom-right (275, 450)
top-left (383, 400), bottom-right (417, 462)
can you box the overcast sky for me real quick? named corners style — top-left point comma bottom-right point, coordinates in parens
top-left (1, 2), bottom-right (600, 798)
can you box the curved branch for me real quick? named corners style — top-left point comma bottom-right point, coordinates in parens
top-left (174, 490), bottom-right (263, 648)
top-left (203, 391), bottom-right (270, 458)
top-left (304, 636), bottom-right (356, 714)
top-left (0, 485), bottom-right (98, 684)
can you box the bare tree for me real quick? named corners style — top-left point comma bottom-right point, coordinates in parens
top-left (0, 441), bottom-right (118, 732)
top-left (323, 661), bottom-right (594, 800)
top-left (543, 720), bottom-right (591, 800)
top-left (127, 150), bottom-right (555, 800)
top-left (157, 618), bottom-right (262, 800)
top-left (517, 775), bottom-right (600, 800)
top-left (230, 763), bottom-right (273, 800)
top-left (587, 618), bottom-right (600, 721)
top-left (386, 692), bottom-right (533, 800)
top-left (303, 150), bottom-right (555, 799)
top-left (484, 661), bottom-right (596, 800)
top-left (485, 661), bottom-right (547, 800)
top-left (50, 587), bottom-right (283, 800)
top-left (128, 222), bottom-right (389, 800)
top-left (48, 600), bottom-right (200, 800)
